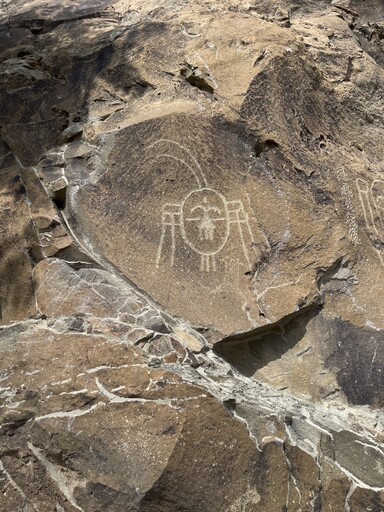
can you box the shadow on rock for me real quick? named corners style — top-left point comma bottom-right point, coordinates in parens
top-left (0, 0), bottom-right (152, 166)
top-left (214, 307), bottom-right (321, 378)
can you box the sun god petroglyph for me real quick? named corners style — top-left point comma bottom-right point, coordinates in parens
top-left (152, 140), bottom-right (256, 272)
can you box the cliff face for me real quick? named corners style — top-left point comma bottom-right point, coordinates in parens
top-left (1, 1), bottom-right (384, 510)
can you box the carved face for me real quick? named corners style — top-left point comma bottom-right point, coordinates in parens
top-left (180, 188), bottom-right (230, 256)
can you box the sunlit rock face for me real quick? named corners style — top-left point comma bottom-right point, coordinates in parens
top-left (1, 0), bottom-right (384, 510)
top-left (66, 114), bottom-right (343, 337)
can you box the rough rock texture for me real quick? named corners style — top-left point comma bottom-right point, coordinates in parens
top-left (1, 0), bottom-right (384, 510)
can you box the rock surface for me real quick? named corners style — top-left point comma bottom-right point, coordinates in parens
top-left (1, 0), bottom-right (384, 510)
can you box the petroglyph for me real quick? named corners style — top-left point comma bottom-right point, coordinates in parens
top-left (356, 177), bottom-right (384, 267)
top-left (336, 168), bottom-right (360, 245)
top-left (151, 140), bottom-right (256, 272)
top-left (187, 197), bottom-right (223, 242)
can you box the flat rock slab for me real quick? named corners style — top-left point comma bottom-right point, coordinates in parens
top-left (0, 325), bottom-right (262, 512)
top-left (66, 114), bottom-right (346, 336)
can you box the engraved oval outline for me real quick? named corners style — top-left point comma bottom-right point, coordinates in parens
top-left (180, 187), bottom-right (230, 256)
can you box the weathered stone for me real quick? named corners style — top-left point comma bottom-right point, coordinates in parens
top-left (1, 0), bottom-right (384, 510)
top-left (0, 327), bottom-right (261, 512)
top-left (332, 430), bottom-right (384, 488)
top-left (0, 168), bottom-right (37, 324)
top-left (33, 258), bottom-right (147, 319)
top-left (348, 487), bottom-right (384, 512)
top-left (215, 303), bottom-right (384, 405)
top-left (65, 114), bottom-right (345, 337)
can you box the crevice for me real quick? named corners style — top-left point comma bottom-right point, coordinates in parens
top-left (346, 14), bottom-right (384, 70)
top-left (65, 260), bottom-right (102, 271)
top-left (317, 257), bottom-right (344, 287)
top-left (52, 184), bottom-right (67, 211)
top-left (213, 304), bottom-right (322, 378)
top-left (1, 416), bottom-right (31, 436)
top-left (180, 63), bottom-right (215, 94)
top-left (344, 56), bottom-right (353, 82)
top-left (253, 138), bottom-right (280, 157)
top-left (253, 50), bottom-right (266, 67)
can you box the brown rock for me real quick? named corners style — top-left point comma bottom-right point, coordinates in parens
top-left (0, 168), bottom-right (37, 324)
top-left (1, 1), bottom-right (384, 511)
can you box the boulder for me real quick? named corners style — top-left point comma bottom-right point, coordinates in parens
top-left (0, 0), bottom-right (384, 510)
